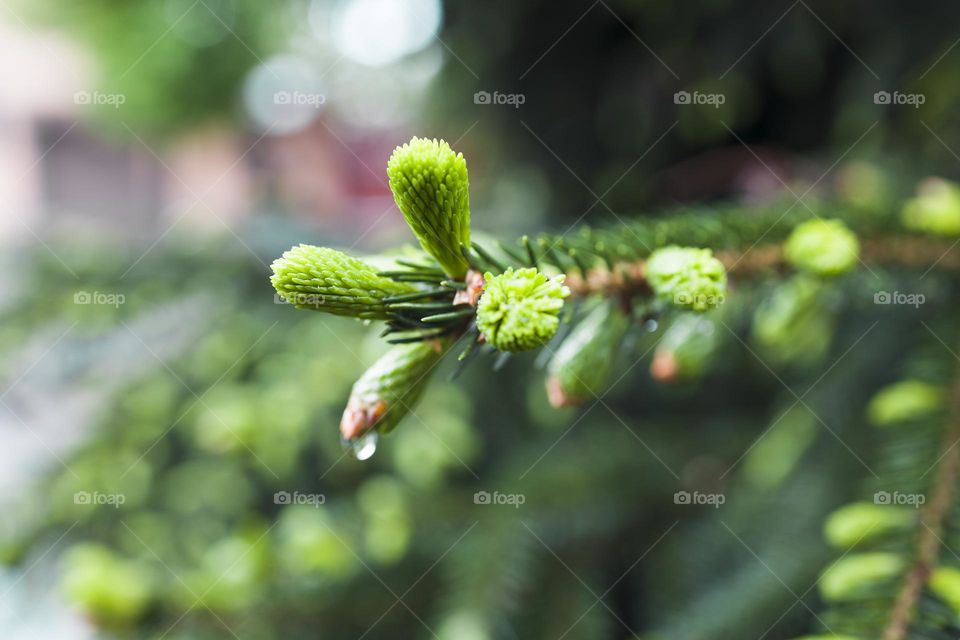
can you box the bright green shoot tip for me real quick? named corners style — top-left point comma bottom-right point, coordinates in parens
top-left (270, 245), bottom-right (417, 320)
top-left (387, 137), bottom-right (471, 278)
top-left (785, 219), bottom-right (860, 276)
top-left (476, 267), bottom-right (570, 352)
top-left (645, 246), bottom-right (727, 312)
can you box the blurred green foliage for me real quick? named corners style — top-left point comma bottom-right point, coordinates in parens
top-left (5, 175), bottom-right (959, 638)
top-left (9, 0), bottom-right (960, 636)
top-left (22, 0), bottom-right (286, 134)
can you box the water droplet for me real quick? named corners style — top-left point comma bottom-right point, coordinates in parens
top-left (644, 318), bottom-right (659, 332)
top-left (344, 431), bottom-right (378, 460)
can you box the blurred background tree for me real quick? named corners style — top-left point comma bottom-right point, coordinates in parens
top-left (3, 0), bottom-right (960, 638)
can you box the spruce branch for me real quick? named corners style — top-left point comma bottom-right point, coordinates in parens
top-left (270, 136), bottom-right (960, 450)
top-left (881, 375), bottom-right (960, 640)
top-left (800, 343), bottom-right (960, 639)
top-left (546, 234), bottom-right (960, 302)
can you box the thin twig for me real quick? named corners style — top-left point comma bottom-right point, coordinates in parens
top-left (563, 236), bottom-right (960, 299)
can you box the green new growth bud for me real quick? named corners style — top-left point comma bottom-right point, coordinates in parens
top-left (838, 160), bottom-right (889, 211)
top-left (271, 244), bottom-right (417, 320)
top-left (645, 246), bottom-right (726, 311)
top-left (823, 502), bottom-right (914, 548)
top-left (545, 302), bottom-right (630, 407)
top-left (387, 137), bottom-right (471, 277)
top-left (819, 552), bottom-right (904, 602)
top-left (651, 315), bottom-right (719, 383)
top-left (753, 275), bottom-right (832, 366)
top-left (902, 177), bottom-right (960, 237)
top-left (867, 380), bottom-right (945, 427)
top-left (930, 566), bottom-right (960, 616)
top-left (341, 340), bottom-right (445, 440)
top-left (476, 267), bottom-right (570, 352)
top-left (784, 219), bottom-right (860, 276)
top-left (62, 543), bottom-right (153, 625)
